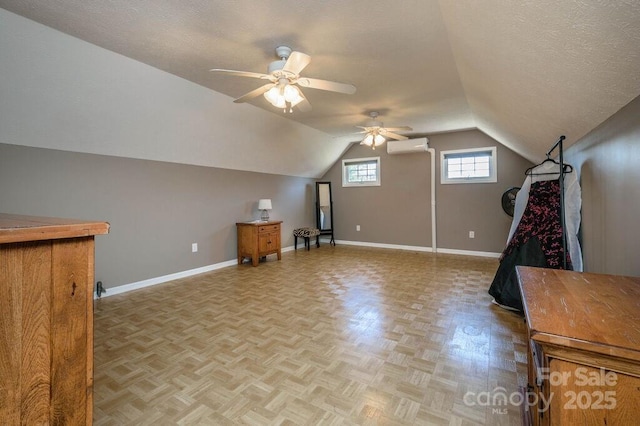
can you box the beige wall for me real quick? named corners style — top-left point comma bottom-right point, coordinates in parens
top-left (321, 129), bottom-right (533, 253)
top-left (0, 143), bottom-right (316, 290)
top-left (564, 95), bottom-right (640, 276)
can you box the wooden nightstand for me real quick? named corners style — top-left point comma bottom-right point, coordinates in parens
top-left (236, 221), bottom-right (282, 266)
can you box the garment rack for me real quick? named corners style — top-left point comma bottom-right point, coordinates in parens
top-left (546, 135), bottom-right (568, 269)
top-left (522, 135), bottom-right (571, 269)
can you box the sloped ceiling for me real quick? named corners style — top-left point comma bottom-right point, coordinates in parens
top-left (1, 0), bottom-right (639, 175)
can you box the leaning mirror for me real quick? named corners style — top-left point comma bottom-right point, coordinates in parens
top-left (316, 181), bottom-right (335, 245)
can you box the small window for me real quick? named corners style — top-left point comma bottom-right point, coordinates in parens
top-left (342, 157), bottom-right (381, 187)
top-left (441, 147), bottom-right (497, 184)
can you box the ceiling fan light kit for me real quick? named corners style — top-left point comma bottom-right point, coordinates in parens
top-left (361, 132), bottom-right (386, 149)
top-left (263, 78), bottom-right (304, 112)
top-left (358, 112), bottom-right (413, 150)
top-left (210, 46), bottom-right (355, 113)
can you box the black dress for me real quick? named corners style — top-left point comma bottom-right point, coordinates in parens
top-left (488, 179), bottom-right (572, 312)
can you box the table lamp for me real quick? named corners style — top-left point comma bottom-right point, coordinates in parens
top-left (258, 199), bottom-right (272, 221)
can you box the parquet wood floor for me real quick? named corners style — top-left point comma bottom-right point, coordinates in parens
top-left (94, 245), bottom-right (528, 425)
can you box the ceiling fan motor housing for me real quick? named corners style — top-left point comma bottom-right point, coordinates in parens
top-left (267, 46), bottom-right (293, 75)
top-left (366, 112), bottom-right (383, 128)
top-left (275, 45), bottom-right (292, 59)
top-left (268, 60), bottom-right (287, 74)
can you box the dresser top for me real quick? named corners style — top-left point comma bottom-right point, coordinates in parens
top-left (236, 220), bottom-right (282, 227)
top-left (0, 213), bottom-right (110, 244)
top-left (518, 266), bottom-right (640, 362)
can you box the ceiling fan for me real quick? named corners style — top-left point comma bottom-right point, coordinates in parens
top-left (357, 112), bottom-right (413, 149)
top-left (210, 46), bottom-right (356, 113)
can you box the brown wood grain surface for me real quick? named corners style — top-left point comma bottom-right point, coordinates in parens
top-left (20, 242), bottom-right (52, 425)
top-left (51, 238), bottom-right (90, 425)
top-left (236, 221), bottom-right (282, 267)
top-left (0, 213), bottom-right (109, 244)
top-left (519, 266), bottom-right (640, 425)
top-left (1, 214), bottom-right (106, 426)
top-left (517, 266), bottom-right (640, 362)
top-left (549, 359), bottom-right (640, 425)
top-left (0, 245), bottom-right (22, 424)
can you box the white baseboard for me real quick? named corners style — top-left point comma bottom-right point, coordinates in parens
top-left (281, 245), bottom-right (297, 253)
top-left (434, 247), bottom-right (501, 258)
top-left (334, 239), bottom-right (432, 252)
top-left (95, 259), bottom-right (237, 299)
top-left (96, 244), bottom-right (299, 299)
top-left (334, 239), bottom-right (501, 258)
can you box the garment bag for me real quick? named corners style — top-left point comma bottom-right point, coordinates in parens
top-left (488, 160), bottom-right (582, 311)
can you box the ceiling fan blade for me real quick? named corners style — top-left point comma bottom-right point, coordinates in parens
top-left (283, 51), bottom-right (311, 75)
top-left (210, 69), bottom-right (272, 80)
top-left (383, 126), bottom-right (413, 131)
top-left (382, 131), bottom-right (409, 141)
top-left (298, 78), bottom-right (356, 94)
top-left (233, 83), bottom-right (274, 103)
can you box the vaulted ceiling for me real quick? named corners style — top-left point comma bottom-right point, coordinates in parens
top-left (1, 0), bottom-right (639, 175)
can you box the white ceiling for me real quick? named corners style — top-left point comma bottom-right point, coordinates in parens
top-left (1, 0), bottom-right (639, 166)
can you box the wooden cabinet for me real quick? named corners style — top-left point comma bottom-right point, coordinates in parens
top-left (518, 266), bottom-right (640, 425)
top-left (236, 221), bottom-right (282, 267)
top-left (0, 213), bottom-right (109, 426)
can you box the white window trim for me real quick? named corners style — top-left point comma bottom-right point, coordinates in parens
top-left (342, 156), bottom-right (381, 187)
top-left (440, 146), bottom-right (497, 184)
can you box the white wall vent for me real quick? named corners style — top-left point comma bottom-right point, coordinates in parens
top-left (386, 137), bottom-right (429, 154)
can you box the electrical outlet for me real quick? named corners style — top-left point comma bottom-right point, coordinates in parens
top-left (356, 225), bottom-right (361, 231)
top-left (191, 243), bottom-right (198, 252)
top-left (469, 231), bottom-right (475, 239)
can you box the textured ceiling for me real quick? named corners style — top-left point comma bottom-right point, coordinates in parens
top-left (1, 0), bottom-right (639, 165)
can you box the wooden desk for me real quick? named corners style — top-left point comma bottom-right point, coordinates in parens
top-left (517, 266), bottom-right (640, 425)
top-left (0, 213), bottom-right (109, 425)
top-left (236, 221), bottom-right (282, 267)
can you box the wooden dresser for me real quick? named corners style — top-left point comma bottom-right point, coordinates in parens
top-left (0, 213), bottom-right (109, 425)
top-left (517, 266), bottom-right (640, 425)
top-left (236, 221), bottom-right (282, 267)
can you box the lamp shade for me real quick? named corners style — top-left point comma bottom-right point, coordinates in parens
top-left (264, 80), bottom-right (303, 111)
top-left (361, 133), bottom-right (386, 147)
top-left (264, 86), bottom-right (285, 107)
top-left (258, 199), bottom-right (272, 221)
top-left (258, 199), bottom-right (272, 210)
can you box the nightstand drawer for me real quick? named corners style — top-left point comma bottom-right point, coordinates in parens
top-left (259, 224), bottom-right (280, 233)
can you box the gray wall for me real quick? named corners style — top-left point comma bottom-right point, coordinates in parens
top-left (323, 143), bottom-right (432, 247)
top-left (0, 143), bottom-right (315, 289)
top-left (564, 95), bottom-right (640, 276)
top-left (321, 129), bottom-right (533, 253)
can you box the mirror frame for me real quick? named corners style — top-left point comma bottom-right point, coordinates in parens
top-left (315, 181), bottom-right (335, 246)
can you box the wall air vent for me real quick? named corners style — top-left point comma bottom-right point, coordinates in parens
top-left (386, 137), bottom-right (429, 154)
